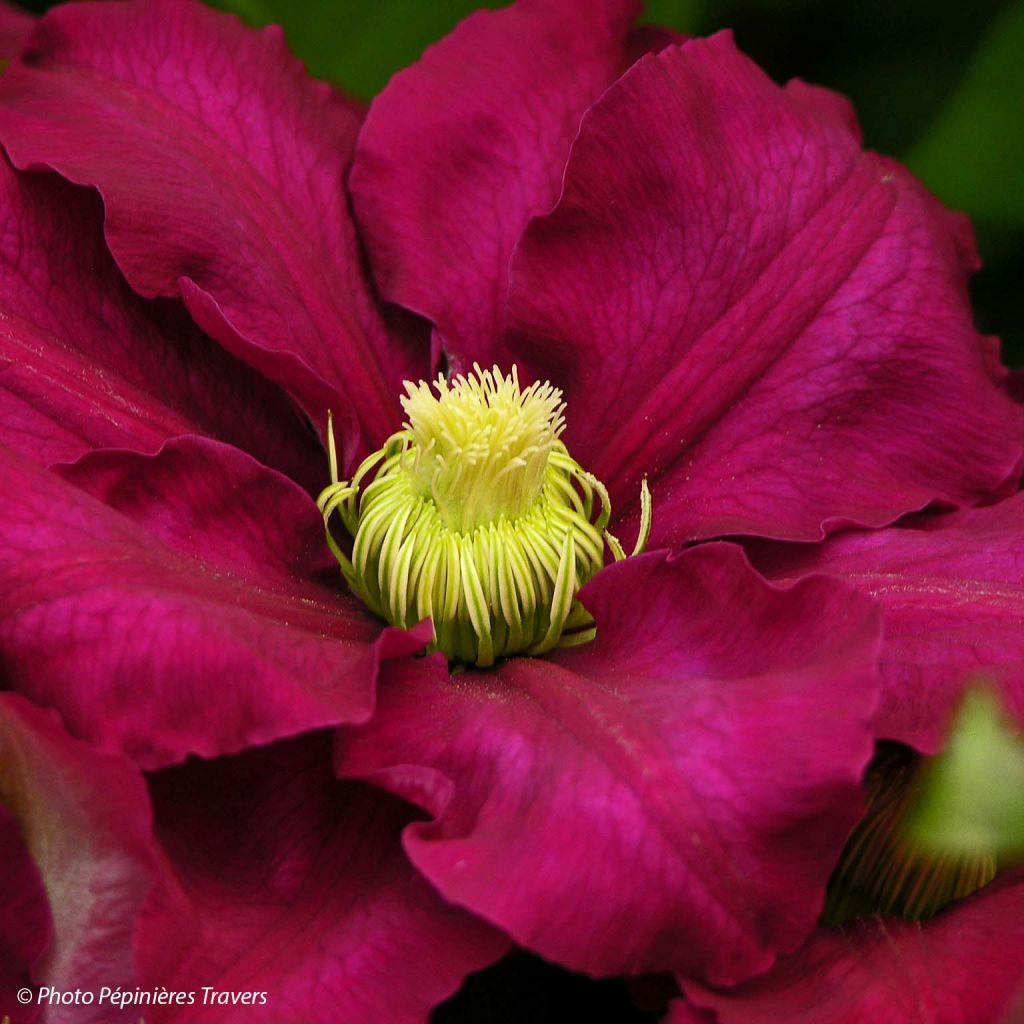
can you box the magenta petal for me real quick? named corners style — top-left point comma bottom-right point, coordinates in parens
top-left (508, 33), bottom-right (1023, 543)
top-left (749, 494), bottom-right (1024, 754)
top-left (0, 1), bottom-right (31, 60)
top-left (0, 0), bottom-right (424, 458)
top-left (663, 1001), bottom-right (718, 1024)
top-left (337, 544), bottom-right (881, 982)
top-left (0, 803), bottom-right (50, 1024)
top-left (140, 733), bottom-right (509, 1023)
top-left (684, 873), bottom-right (1024, 1024)
top-left (0, 695), bottom-right (503, 1024)
top-left (0, 694), bottom-right (157, 1011)
top-left (0, 156), bottom-right (319, 485)
top-left (351, 0), bottom-right (653, 368)
top-left (0, 438), bottom-right (421, 768)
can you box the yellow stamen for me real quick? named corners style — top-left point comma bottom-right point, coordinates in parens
top-left (316, 364), bottom-right (651, 667)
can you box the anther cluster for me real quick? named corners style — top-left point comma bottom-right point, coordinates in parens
top-left (317, 365), bottom-right (650, 667)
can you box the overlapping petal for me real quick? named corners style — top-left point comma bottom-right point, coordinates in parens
top-left (0, 0), bottom-right (426, 464)
top-left (0, 438), bottom-right (424, 768)
top-left (683, 873), bottom-right (1024, 1024)
top-left (0, 693), bottom-right (506, 1023)
top-left (351, 0), bottom-right (677, 368)
top-left (0, 803), bottom-right (50, 1024)
top-left (0, 693), bottom-right (156, 1017)
top-left (749, 495), bottom-right (1024, 754)
top-left (0, 154), bottom-right (321, 487)
top-left (337, 544), bottom-right (881, 983)
top-left (0, 1), bottom-right (1016, 1016)
top-left (140, 732), bottom-right (508, 1023)
top-left (507, 32), bottom-right (1023, 544)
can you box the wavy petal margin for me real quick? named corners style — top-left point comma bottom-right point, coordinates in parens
top-left (508, 33), bottom-right (1023, 544)
top-left (0, 438), bottom-right (422, 768)
top-left (0, 154), bottom-right (321, 487)
top-left (141, 732), bottom-right (509, 1023)
top-left (0, 696), bottom-right (507, 1023)
top-left (351, 0), bottom-right (669, 370)
top-left (749, 495), bottom-right (1024, 753)
top-left (337, 544), bottom-right (881, 983)
top-left (683, 874), bottom-right (1024, 1024)
top-left (0, 0), bottom-right (427, 463)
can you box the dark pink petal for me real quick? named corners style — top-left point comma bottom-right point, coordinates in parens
top-left (0, 803), bottom-right (50, 1024)
top-left (663, 1001), bottom-right (718, 1024)
top-left (0, 438), bottom-right (422, 768)
top-left (351, 0), bottom-right (658, 368)
top-left (749, 495), bottom-right (1024, 754)
top-left (140, 733), bottom-right (508, 1023)
top-left (508, 33), bottom-right (1023, 544)
top-left (0, 695), bottom-right (501, 1024)
top-left (1010, 369), bottom-right (1024, 405)
top-left (684, 873), bottom-right (1024, 1024)
top-left (337, 544), bottom-right (881, 983)
top-left (0, 155), bottom-right (320, 486)
top-left (0, 1), bottom-right (31, 60)
top-left (0, 694), bottom-right (156, 1017)
top-left (0, 0), bottom-right (424, 462)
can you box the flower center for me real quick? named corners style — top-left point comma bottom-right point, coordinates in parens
top-left (317, 364), bottom-right (651, 667)
top-left (823, 744), bottom-right (997, 925)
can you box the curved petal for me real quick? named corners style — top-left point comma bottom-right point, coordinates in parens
top-left (0, 803), bottom-right (50, 1024)
top-left (140, 732), bottom-right (508, 1023)
top-left (0, 154), bottom-right (321, 487)
top-left (684, 873), bottom-right (1024, 1024)
top-left (748, 495), bottom-right (1024, 754)
top-left (0, 694), bottom-right (505, 1023)
top-left (351, 0), bottom-right (670, 369)
top-left (0, 0), bottom-right (425, 462)
top-left (0, 437), bottom-right (422, 768)
top-left (0, 693), bottom-right (157, 1014)
top-left (336, 544), bottom-right (882, 983)
top-left (508, 33), bottom-right (1024, 544)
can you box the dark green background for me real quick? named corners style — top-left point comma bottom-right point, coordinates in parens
top-left (11, 1), bottom-right (1021, 1019)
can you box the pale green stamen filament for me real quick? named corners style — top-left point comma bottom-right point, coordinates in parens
top-left (317, 364), bottom-right (652, 667)
top-left (824, 745), bottom-right (997, 924)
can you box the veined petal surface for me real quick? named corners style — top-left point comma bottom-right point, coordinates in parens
top-left (508, 33), bottom-right (1023, 543)
top-left (337, 545), bottom-right (881, 983)
top-left (749, 495), bottom-right (1024, 753)
top-left (0, 0), bottom-right (426, 462)
top-left (0, 155), bottom-right (319, 486)
top-left (0, 438), bottom-right (423, 768)
top-left (352, 0), bottom-right (672, 370)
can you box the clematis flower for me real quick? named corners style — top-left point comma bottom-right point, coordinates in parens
top-left (0, 0), bottom-right (1021, 1019)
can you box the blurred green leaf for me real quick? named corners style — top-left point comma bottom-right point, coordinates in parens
top-left (209, 0), bottom-right (712, 99)
top-left (640, 0), bottom-right (706, 30)
top-left (908, 688), bottom-right (1024, 860)
top-left (905, 0), bottom-right (1024, 225)
top-left (209, 0), bottom-right (504, 98)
